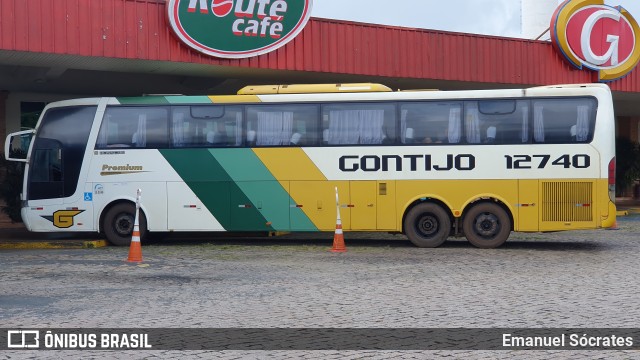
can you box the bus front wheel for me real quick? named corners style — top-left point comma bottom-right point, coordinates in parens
top-left (102, 203), bottom-right (147, 246)
top-left (404, 203), bottom-right (451, 248)
top-left (462, 202), bottom-right (511, 249)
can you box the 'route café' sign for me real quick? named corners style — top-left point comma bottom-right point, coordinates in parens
top-left (167, 0), bottom-right (313, 59)
top-left (551, 0), bottom-right (640, 81)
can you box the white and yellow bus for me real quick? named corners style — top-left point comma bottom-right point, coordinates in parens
top-left (5, 83), bottom-right (616, 248)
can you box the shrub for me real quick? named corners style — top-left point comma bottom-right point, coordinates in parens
top-left (615, 137), bottom-right (640, 197)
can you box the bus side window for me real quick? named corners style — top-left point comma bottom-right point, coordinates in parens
top-left (471, 100), bottom-right (529, 144)
top-left (322, 103), bottom-right (395, 146)
top-left (96, 114), bottom-right (131, 148)
top-left (401, 101), bottom-right (461, 145)
top-left (97, 107), bottom-right (168, 149)
top-left (171, 105), bottom-right (242, 148)
top-left (532, 98), bottom-right (596, 143)
top-left (247, 104), bottom-right (318, 147)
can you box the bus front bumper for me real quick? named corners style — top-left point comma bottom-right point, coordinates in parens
top-left (21, 206), bottom-right (34, 231)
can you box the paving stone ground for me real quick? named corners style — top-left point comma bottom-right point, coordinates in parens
top-left (1, 215), bottom-right (639, 359)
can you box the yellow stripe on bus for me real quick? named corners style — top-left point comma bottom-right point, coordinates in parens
top-left (208, 95), bottom-right (261, 103)
top-left (253, 148), bottom-right (327, 182)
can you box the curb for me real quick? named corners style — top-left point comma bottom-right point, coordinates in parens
top-left (619, 208), bottom-right (640, 216)
top-left (0, 240), bottom-right (109, 250)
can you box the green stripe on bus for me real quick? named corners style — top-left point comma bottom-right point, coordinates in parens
top-left (164, 96), bottom-right (213, 104)
top-left (116, 96), bottom-right (171, 105)
top-left (213, 149), bottom-right (318, 231)
top-left (159, 149), bottom-right (273, 232)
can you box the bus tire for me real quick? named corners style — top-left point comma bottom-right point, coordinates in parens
top-left (462, 202), bottom-right (510, 249)
top-left (102, 203), bottom-right (147, 246)
top-left (404, 203), bottom-right (451, 248)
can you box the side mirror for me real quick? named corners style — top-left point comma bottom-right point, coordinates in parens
top-left (5, 129), bottom-right (35, 162)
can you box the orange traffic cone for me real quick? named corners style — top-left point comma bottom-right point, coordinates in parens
top-left (127, 189), bottom-right (143, 262)
top-left (330, 187), bottom-right (346, 253)
top-left (331, 217), bottom-right (346, 253)
top-left (127, 224), bottom-right (143, 262)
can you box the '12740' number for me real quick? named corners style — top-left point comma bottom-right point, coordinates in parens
top-left (505, 154), bottom-right (590, 169)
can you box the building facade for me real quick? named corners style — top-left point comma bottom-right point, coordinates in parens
top-left (0, 0), bottom-right (639, 146)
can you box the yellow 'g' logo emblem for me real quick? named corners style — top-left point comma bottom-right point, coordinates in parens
top-left (42, 210), bottom-right (85, 229)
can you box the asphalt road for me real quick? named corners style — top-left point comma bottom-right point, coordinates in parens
top-left (1, 215), bottom-right (639, 359)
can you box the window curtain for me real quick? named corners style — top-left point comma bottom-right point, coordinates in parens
top-left (521, 105), bottom-right (529, 143)
top-left (465, 104), bottom-right (481, 144)
top-left (400, 109), bottom-right (409, 143)
top-left (97, 115), bottom-right (110, 147)
top-left (257, 111), bottom-right (293, 146)
top-left (172, 112), bottom-right (185, 147)
top-left (133, 114), bottom-right (147, 147)
top-left (576, 105), bottom-right (590, 141)
top-left (234, 112), bottom-right (243, 146)
top-left (534, 104), bottom-right (545, 142)
top-left (359, 110), bottom-right (385, 144)
top-left (328, 110), bottom-right (361, 144)
top-left (328, 109), bottom-right (384, 145)
top-left (448, 106), bottom-right (462, 143)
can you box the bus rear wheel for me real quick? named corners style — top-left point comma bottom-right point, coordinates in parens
top-left (462, 202), bottom-right (511, 249)
top-left (102, 203), bottom-right (147, 246)
top-left (404, 203), bottom-right (451, 248)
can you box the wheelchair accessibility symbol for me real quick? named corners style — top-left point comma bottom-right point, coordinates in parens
top-left (84, 192), bottom-right (93, 201)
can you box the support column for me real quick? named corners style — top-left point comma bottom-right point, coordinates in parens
top-left (0, 91), bottom-right (8, 155)
top-left (0, 91), bottom-right (21, 227)
top-left (631, 117), bottom-right (640, 143)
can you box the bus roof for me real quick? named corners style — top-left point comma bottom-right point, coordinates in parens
top-left (43, 83), bottom-right (611, 107)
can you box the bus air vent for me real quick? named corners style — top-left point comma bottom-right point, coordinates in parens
top-left (542, 181), bottom-right (593, 222)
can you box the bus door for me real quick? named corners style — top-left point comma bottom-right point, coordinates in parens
top-left (28, 138), bottom-right (64, 203)
top-left (518, 180), bottom-right (539, 231)
top-left (350, 181), bottom-right (376, 230)
top-left (26, 137), bottom-right (90, 231)
top-left (349, 181), bottom-right (396, 230)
